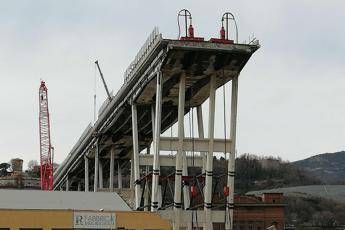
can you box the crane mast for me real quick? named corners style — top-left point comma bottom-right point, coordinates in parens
top-left (39, 81), bottom-right (54, 190)
top-left (95, 60), bottom-right (112, 101)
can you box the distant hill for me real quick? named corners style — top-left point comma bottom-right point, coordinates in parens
top-left (293, 151), bottom-right (345, 184)
top-left (233, 154), bottom-right (320, 194)
top-left (242, 152), bottom-right (345, 227)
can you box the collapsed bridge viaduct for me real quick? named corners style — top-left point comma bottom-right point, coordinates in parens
top-left (53, 27), bottom-right (259, 229)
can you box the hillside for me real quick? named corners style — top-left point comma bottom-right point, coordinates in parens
top-left (248, 185), bottom-right (345, 226)
top-left (248, 185), bottom-right (345, 203)
top-left (241, 152), bottom-right (345, 227)
top-left (233, 154), bottom-right (320, 194)
top-left (293, 151), bottom-right (345, 184)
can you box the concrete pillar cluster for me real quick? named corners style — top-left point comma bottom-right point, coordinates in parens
top-left (117, 161), bottom-right (122, 189)
top-left (225, 76), bottom-right (239, 230)
top-left (204, 75), bottom-right (216, 230)
top-left (61, 71), bottom-right (239, 230)
top-left (98, 160), bottom-right (103, 189)
top-left (131, 103), bottom-right (141, 209)
top-left (93, 142), bottom-right (99, 192)
top-left (173, 74), bottom-right (186, 229)
top-left (84, 155), bottom-right (89, 192)
top-left (109, 147), bottom-right (115, 190)
top-left (151, 71), bottom-right (163, 212)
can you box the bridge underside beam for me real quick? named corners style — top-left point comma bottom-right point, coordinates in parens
top-left (159, 137), bottom-right (231, 153)
top-left (139, 154), bottom-right (204, 168)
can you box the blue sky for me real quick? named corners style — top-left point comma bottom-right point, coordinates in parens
top-left (0, 1), bottom-right (344, 166)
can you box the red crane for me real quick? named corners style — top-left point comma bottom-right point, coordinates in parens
top-left (39, 81), bottom-right (54, 190)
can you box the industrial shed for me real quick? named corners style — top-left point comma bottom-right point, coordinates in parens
top-left (0, 190), bottom-right (171, 230)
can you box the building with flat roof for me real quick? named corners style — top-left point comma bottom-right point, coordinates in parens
top-left (234, 193), bottom-right (285, 230)
top-left (0, 190), bottom-right (170, 230)
top-left (0, 190), bottom-right (284, 229)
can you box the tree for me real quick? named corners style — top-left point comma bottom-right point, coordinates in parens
top-left (0, 162), bottom-right (10, 177)
top-left (27, 160), bottom-right (40, 177)
top-left (27, 160), bottom-right (39, 171)
top-left (312, 211), bottom-right (336, 227)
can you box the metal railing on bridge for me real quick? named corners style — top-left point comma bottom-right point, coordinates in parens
top-left (123, 27), bottom-right (162, 83)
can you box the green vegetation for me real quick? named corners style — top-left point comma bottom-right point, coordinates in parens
top-left (286, 196), bottom-right (345, 227)
top-left (235, 153), bottom-right (345, 227)
top-left (0, 163), bottom-right (10, 177)
top-left (233, 154), bottom-right (320, 194)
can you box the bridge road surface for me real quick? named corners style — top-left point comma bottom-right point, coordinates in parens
top-left (53, 34), bottom-right (259, 191)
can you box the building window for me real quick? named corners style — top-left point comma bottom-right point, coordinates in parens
top-left (239, 222), bottom-right (245, 230)
top-left (20, 229), bottom-right (42, 230)
top-left (255, 221), bottom-right (264, 230)
top-left (248, 222), bottom-right (254, 230)
top-left (52, 229), bottom-right (73, 230)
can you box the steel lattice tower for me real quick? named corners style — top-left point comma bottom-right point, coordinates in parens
top-left (39, 81), bottom-right (53, 190)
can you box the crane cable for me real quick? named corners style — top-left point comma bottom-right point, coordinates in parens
top-left (188, 85), bottom-right (199, 229)
top-left (188, 87), bottom-right (196, 168)
top-left (189, 108), bottom-right (195, 167)
top-left (222, 68), bottom-right (231, 226)
top-left (190, 106), bottom-right (199, 229)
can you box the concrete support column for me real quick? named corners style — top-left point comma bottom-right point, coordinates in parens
top-left (93, 142), bottom-right (99, 192)
top-left (117, 161), bottom-right (122, 189)
top-left (182, 105), bottom-right (190, 212)
top-left (204, 75), bottom-right (216, 230)
top-left (65, 176), bottom-right (69, 191)
top-left (144, 188), bottom-right (149, 211)
top-left (173, 74), bottom-right (185, 230)
top-left (182, 151), bottom-right (190, 210)
top-left (144, 147), bottom-right (150, 211)
top-left (157, 185), bottom-right (162, 208)
top-left (132, 103), bottom-right (142, 209)
top-left (197, 106), bottom-right (206, 173)
top-left (151, 70), bottom-right (162, 212)
top-left (151, 106), bottom-right (155, 138)
top-left (99, 160), bottom-right (103, 189)
top-left (226, 76), bottom-right (239, 230)
top-left (109, 147), bottom-right (115, 190)
top-left (84, 154), bottom-right (89, 192)
top-left (130, 155), bottom-right (134, 189)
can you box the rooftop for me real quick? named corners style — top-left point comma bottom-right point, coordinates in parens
top-left (0, 190), bottom-right (131, 211)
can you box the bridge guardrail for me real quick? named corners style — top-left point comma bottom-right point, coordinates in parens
top-left (123, 27), bottom-right (162, 83)
top-left (54, 123), bottom-right (93, 177)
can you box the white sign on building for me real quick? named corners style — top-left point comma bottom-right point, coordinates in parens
top-left (73, 211), bottom-right (116, 229)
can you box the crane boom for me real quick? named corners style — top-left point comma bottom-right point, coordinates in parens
top-left (95, 60), bottom-right (112, 101)
top-left (39, 81), bottom-right (54, 190)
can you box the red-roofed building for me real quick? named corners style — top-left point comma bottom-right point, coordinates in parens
top-left (233, 193), bottom-right (285, 230)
